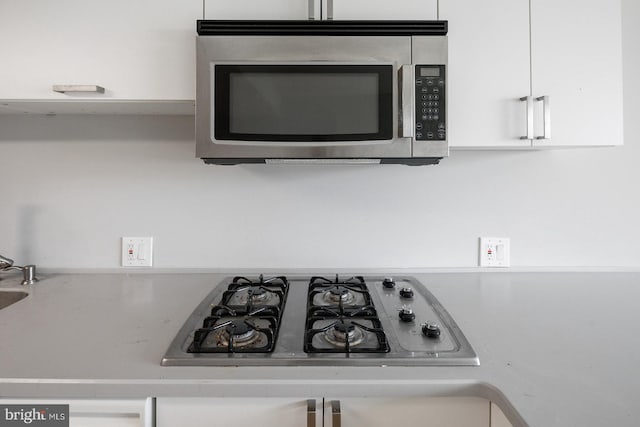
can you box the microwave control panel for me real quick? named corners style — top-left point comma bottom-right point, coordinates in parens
top-left (415, 65), bottom-right (446, 141)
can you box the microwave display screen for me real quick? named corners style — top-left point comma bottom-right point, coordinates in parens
top-left (420, 68), bottom-right (440, 77)
top-left (214, 65), bottom-right (393, 142)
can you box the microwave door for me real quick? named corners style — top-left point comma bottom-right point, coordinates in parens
top-left (206, 62), bottom-right (412, 159)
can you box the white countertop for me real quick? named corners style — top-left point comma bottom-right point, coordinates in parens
top-left (1, 270), bottom-right (639, 426)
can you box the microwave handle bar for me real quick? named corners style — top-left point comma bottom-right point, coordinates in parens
top-left (400, 64), bottom-right (415, 139)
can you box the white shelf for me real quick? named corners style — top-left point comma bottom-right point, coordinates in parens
top-left (0, 100), bottom-right (195, 116)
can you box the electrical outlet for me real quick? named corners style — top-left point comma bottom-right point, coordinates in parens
top-left (479, 237), bottom-right (510, 267)
top-left (121, 237), bottom-right (153, 267)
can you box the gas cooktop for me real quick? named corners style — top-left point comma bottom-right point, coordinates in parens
top-left (162, 275), bottom-right (478, 366)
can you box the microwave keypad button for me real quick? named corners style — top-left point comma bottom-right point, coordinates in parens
top-left (416, 65), bottom-right (445, 141)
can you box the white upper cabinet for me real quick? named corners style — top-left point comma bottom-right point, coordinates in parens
top-left (0, 0), bottom-right (200, 102)
top-left (204, 0), bottom-right (437, 21)
top-left (530, 0), bottom-right (623, 147)
top-left (440, 0), bottom-right (531, 148)
top-left (326, 0), bottom-right (438, 20)
top-left (204, 0), bottom-right (317, 20)
top-left (443, 0), bottom-right (623, 148)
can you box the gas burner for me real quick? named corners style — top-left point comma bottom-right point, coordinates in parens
top-left (189, 315), bottom-right (275, 353)
top-left (222, 275), bottom-right (289, 308)
top-left (232, 286), bottom-right (272, 304)
top-left (310, 275), bottom-right (366, 287)
top-left (232, 274), bottom-right (288, 288)
top-left (309, 275), bottom-right (371, 307)
top-left (323, 320), bottom-right (365, 348)
top-left (219, 320), bottom-right (260, 347)
top-left (323, 285), bottom-right (356, 305)
top-left (305, 317), bottom-right (388, 353)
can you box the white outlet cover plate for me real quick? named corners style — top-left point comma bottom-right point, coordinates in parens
top-left (121, 237), bottom-right (153, 267)
top-left (479, 237), bottom-right (510, 267)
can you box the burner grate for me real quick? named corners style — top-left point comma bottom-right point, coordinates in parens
top-left (188, 275), bottom-right (289, 353)
top-left (304, 275), bottom-right (389, 354)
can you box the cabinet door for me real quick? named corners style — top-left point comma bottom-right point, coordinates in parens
top-left (441, 0), bottom-right (531, 148)
top-left (530, 0), bottom-right (623, 147)
top-left (324, 397), bottom-right (490, 427)
top-left (0, 399), bottom-right (152, 427)
top-left (156, 398), bottom-right (317, 427)
top-left (326, 0), bottom-right (437, 20)
top-left (204, 0), bottom-right (318, 20)
top-left (0, 0), bottom-right (200, 100)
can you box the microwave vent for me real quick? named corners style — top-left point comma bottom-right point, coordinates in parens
top-left (197, 20), bottom-right (448, 37)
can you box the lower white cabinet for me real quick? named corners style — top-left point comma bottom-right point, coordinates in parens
top-left (323, 397), bottom-right (490, 427)
top-left (0, 399), bottom-right (153, 427)
top-left (156, 397), bottom-right (492, 427)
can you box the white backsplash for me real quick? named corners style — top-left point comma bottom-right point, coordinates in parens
top-left (1, 0), bottom-right (639, 269)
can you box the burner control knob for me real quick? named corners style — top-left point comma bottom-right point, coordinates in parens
top-left (382, 277), bottom-right (396, 289)
top-left (399, 287), bottom-right (414, 298)
top-left (399, 308), bottom-right (415, 322)
top-left (422, 323), bottom-right (441, 338)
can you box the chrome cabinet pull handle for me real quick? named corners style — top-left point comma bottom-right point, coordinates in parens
top-left (53, 85), bottom-right (105, 94)
top-left (308, 0), bottom-right (316, 20)
top-left (307, 399), bottom-right (316, 427)
top-left (400, 64), bottom-right (415, 138)
top-left (331, 400), bottom-right (341, 427)
top-left (535, 95), bottom-right (551, 140)
top-left (326, 0), bottom-right (334, 20)
top-left (520, 95), bottom-right (533, 140)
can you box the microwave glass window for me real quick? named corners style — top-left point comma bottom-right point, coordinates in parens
top-left (214, 65), bottom-right (393, 142)
top-left (229, 73), bottom-right (378, 135)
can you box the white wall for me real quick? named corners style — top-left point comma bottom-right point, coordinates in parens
top-left (1, 0), bottom-right (639, 270)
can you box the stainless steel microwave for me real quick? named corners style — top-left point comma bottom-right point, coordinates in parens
top-left (195, 21), bottom-right (448, 165)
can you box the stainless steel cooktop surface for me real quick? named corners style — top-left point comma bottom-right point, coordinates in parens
top-left (162, 275), bottom-right (478, 367)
